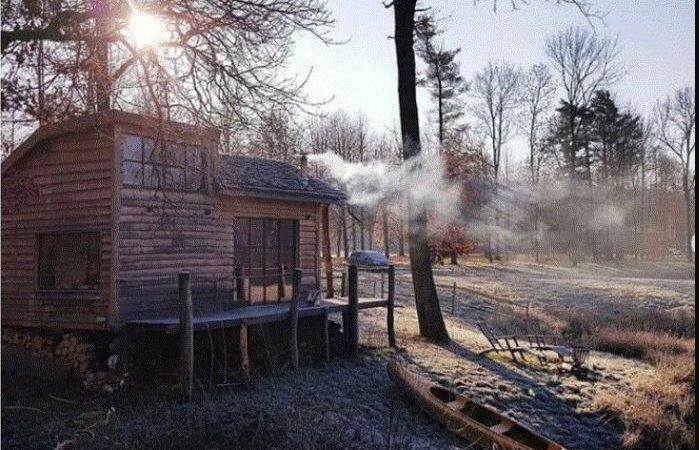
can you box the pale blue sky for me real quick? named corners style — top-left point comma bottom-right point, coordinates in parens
top-left (290, 0), bottom-right (695, 159)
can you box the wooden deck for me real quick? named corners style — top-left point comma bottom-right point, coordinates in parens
top-left (127, 297), bottom-right (389, 332)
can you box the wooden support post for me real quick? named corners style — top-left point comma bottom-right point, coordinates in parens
top-left (348, 265), bottom-right (359, 354)
top-left (340, 272), bottom-right (347, 298)
top-left (321, 205), bottom-right (335, 299)
top-left (451, 282), bottom-right (457, 315)
top-left (381, 272), bottom-right (385, 298)
top-left (179, 272), bottom-right (194, 402)
top-left (320, 308), bottom-right (330, 362)
top-left (289, 268), bottom-right (302, 370)
top-left (278, 264), bottom-right (286, 300)
top-left (387, 265), bottom-right (396, 348)
top-left (239, 322), bottom-right (250, 383)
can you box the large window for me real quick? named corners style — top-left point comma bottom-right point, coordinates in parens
top-left (122, 134), bottom-right (205, 191)
top-left (233, 219), bottom-right (297, 303)
top-left (37, 233), bottom-right (101, 290)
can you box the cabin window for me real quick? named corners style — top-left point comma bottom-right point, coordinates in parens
top-left (37, 233), bottom-right (100, 290)
top-left (122, 134), bottom-right (205, 191)
top-left (233, 218), bottom-right (297, 303)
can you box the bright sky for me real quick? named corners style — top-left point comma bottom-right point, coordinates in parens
top-left (290, 0), bottom-right (696, 160)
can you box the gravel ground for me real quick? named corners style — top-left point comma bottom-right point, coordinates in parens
top-left (2, 260), bottom-right (694, 450)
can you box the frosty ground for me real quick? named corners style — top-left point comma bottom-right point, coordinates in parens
top-left (2, 259), bottom-right (695, 450)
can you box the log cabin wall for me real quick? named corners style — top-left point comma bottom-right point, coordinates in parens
top-left (1, 128), bottom-right (115, 330)
top-left (114, 124), bottom-right (232, 323)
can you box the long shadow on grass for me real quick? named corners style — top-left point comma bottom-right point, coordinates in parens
top-left (398, 339), bottom-right (622, 450)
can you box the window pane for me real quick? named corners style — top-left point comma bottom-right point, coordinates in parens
top-left (38, 234), bottom-right (100, 290)
top-left (280, 247), bottom-right (295, 271)
top-left (265, 220), bottom-right (279, 247)
top-left (144, 164), bottom-right (158, 188)
top-left (142, 138), bottom-right (156, 163)
top-left (123, 161), bottom-right (143, 185)
top-left (166, 166), bottom-right (186, 189)
top-left (123, 135), bottom-right (142, 161)
top-left (250, 220), bottom-right (264, 246)
top-left (234, 218), bottom-right (249, 246)
top-left (280, 220), bottom-right (296, 248)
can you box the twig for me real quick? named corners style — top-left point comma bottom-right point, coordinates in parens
top-left (2, 405), bottom-right (50, 414)
top-left (48, 394), bottom-right (81, 405)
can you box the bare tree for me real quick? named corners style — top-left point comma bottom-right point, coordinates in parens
top-left (387, 0), bottom-right (449, 342)
top-left (545, 26), bottom-right (624, 182)
top-left (471, 61), bottom-right (521, 185)
top-left (654, 86), bottom-right (696, 262)
top-left (520, 63), bottom-right (556, 185)
top-left (2, 0), bottom-right (334, 140)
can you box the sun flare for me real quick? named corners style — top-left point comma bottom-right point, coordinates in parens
top-left (127, 12), bottom-right (167, 49)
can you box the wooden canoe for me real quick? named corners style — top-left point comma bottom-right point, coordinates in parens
top-left (387, 361), bottom-right (566, 450)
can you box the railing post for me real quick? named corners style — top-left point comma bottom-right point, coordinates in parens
top-left (278, 264), bottom-right (286, 301)
top-left (234, 265), bottom-right (244, 302)
top-left (387, 265), bottom-right (396, 348)
top-left (178, 272), bottom-right (193, 402)
top-left (340, 272), bottom-right (347, 298)
top-left (347, 265), bottom-right (359, 354)
top-left (288, 268), bottom-right (302, 370)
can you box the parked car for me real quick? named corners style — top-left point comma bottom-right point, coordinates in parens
top-left (347, 250), bottom-right (390, 267)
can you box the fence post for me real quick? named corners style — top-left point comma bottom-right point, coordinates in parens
top-left (289, 268), bottom-right (302, 370)
top-left (451, 282), bottom-right (457, 315)
top-left (387, 265), bottom-right (396, 348)
top-left (179, 272), bottom-right (194, 402)
top-left (348, 265), bottom-right (359, 354)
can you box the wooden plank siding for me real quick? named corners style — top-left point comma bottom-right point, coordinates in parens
top-left (116, 190), bottom-right (322, 323)
top-left (1, 128), bottom-right (115, 330)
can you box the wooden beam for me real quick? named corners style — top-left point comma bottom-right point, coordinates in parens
top-left (387, 265), bottom-right (396, 348)
top-left (321, 205), bottom-right (334, 298)
top-left (288, 268), bottom-right (302, 370)
top-left (178, 272), bottom-right (194, 402)
top-left (320, 307), bottom-right (330, 362)
top-left (239, 322), bottom-right (250, 383)
top-left (347, 264), bottom-right (359, 354)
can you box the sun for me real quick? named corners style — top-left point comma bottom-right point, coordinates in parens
top-left (127, 12), bottom-right (167, 49)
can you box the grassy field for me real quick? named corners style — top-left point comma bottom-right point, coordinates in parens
top-left (2, 257), bottom-right (695, 450)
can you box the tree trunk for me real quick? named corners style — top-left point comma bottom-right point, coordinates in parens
top-left (360, 208), bottom-right (366, 250)
top-left (342, 207), bottom-right (349, 258)
top-left (94, 0), bottom-right (110, 111)
top-left (398, 216), bottom-right (406, 256)
top-left (393, 0), bottom-right (449, 342)
top-left (383, 208), bottom-right (390, 258)
top-left (685, 186), bottom-right (694, 263)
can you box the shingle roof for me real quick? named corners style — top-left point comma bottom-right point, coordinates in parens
top-left (217, 155), bottom-right (345, 204)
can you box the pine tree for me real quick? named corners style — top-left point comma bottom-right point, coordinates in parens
top-left (415, 14), bottom-right (468, 153)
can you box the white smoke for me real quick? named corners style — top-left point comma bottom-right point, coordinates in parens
top-left (308, 151), bottom-right (462, 221)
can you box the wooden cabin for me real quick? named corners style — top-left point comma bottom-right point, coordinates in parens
top-left (1, 110), bottom-right (344, 332)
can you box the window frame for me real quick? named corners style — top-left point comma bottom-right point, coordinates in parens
top-left (122, 133), bottom-right (207, 192)
top-left (36, 231), bottom-right (102, 292)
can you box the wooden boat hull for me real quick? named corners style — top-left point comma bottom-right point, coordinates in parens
top-left (387, 361), bottom-right (566, 450)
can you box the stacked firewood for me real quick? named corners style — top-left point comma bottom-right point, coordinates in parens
top-left (2, 328), bottom-right (56, 357)
top-left (2, 327), bottom-right (124, 391)
top-left (55, 334), bottom-right (98, 375)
